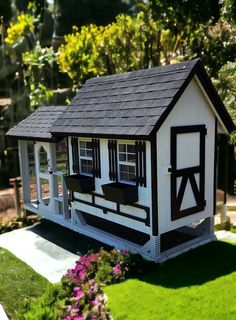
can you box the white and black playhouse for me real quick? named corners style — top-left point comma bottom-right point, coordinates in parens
top-left (7, 59), bottom-right (235, 261)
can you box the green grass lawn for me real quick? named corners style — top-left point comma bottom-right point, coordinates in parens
top-left (0, 247), bottom-right (50, 319)
top-left (105, 241), bottom-right (236, 320)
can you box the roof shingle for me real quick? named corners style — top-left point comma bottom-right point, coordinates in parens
top-left (51, 60), bottom-right (199, 137)
top-left (7, 106), bottom-right (67, 141)
top-left (7, 59), bottom-right (234, 141)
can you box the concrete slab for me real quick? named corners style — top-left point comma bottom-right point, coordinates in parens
top-left (215, 230), bottom-right (236, 242)
top-left (0, 224), bottom-right (78, 283)
top-left (0, 220), bottom-right (108, 283)
top-left (0, 304), bottom-right (9, 320)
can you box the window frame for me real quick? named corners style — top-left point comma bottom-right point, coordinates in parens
top-left (79, 139), bottom-right (93, 176)
top-left (117, 141), bottom-right (136, 184)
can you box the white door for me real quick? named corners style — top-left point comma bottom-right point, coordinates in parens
top-left (170, 125), bottom-right (206, 221)
top-left (35, 142), bottom-right (54, 213)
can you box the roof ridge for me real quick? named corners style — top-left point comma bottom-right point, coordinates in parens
top-left (84, 67), bottom-right (192, 87)
top-left (77, 79), bottom-right (184, 95)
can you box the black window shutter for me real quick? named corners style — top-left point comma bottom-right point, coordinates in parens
top-left (135, 141), bottom-right (147, 187)
top-left (108, 140), bottom-right (117, 181)
top-left (92, 139), bottom-right (101, 178)
top-left (71, 137), bottom-right (79, 173)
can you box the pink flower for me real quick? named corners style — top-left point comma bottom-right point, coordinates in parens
top-left (113, 263), bottom-right (121, 274)
top-left (67, 269), bottom-right (75, 277)
top-left (79, 269), bottom-right (87, 280)
top-left (73, 317), bottom-right (84, 320)
top-left (74, 288), bottom-right (84, 299)
top-left (67, 305), bottom-right (73, 312)
top-left (79, 256), bottom-right (92, 268)
top-left (75, 264), bottom-right (84, 271)
top-left (120, 249), bottom-right (129, 255)
top-left (64, 317), bottom-right (71, 320)
top-left (70, 307), bottom-right (80, 315)
top-left (87, 253), bottom-right (99, 262)
top-left (91, 300), bottom-right (97, 306)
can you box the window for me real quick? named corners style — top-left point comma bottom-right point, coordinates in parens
top-left (79, 140), bottom-right (93, 175)
top-left (118, 143), bottom-right (136, 183)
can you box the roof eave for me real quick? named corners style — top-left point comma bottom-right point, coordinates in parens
top-left (6, 134), bottom-right (63, 143)
top-left (50, 131), bottom-right (151, 141)
top-left (149, 59), bottom-right (235, 138)
top-left (194, 62), bottom-right (235, 134)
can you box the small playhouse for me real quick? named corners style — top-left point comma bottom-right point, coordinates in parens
top-left (7, 59), bottom-right (234, 261)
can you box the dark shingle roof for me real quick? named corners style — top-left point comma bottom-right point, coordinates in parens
top-left (51, 60), bottom-right (200, 138)
top-left (7, 59), bottom-right (234, 142)
top-left (6, 106), bottom-right (67, 141)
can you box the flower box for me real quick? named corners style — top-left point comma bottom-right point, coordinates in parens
top-left (102, 182), bottom-right (138, 205)
top-left (64, 174), bottom-right (95, 193)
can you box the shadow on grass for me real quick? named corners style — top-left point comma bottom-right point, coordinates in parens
top-left (27, 219), bottom-right (110, 256)
top-left (27, 220), bottom-right (236, 289)
top-left (139, 241), bottom-right (236, 288)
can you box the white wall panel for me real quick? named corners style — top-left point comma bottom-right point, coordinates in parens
top-left (157, 78), bottom-right (216, 233)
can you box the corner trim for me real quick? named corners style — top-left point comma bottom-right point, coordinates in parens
top-left (151, 136), bottom-right (158, 236)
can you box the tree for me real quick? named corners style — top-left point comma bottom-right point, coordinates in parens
top-left (0, 0), bottom-right (12, 23)
top-left (214, 62), bottom-right (236, 126)
top-left (54, 0), bottom-right (131, 37)
top-left (221, 0), bottom-right (236, 24)
top-left (189, 20), bottom-right (236, 77)
top-left (22, 42), bottom-right (56, 110)
top-left (57, 13), bottom-right (160, 86)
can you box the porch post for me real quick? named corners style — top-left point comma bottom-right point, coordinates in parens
top-left (49, 143), bottom-right (57, 213)
top-left (18, 140), bottom-right (31, 204)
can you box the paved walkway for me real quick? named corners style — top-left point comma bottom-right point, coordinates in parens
top-left (0, 220), bottom-right (106, 283)
top-left (215, 230), bottom-right (236, 242)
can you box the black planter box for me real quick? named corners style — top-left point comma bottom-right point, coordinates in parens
top-left (102, 182), bottom-right (138, 205)
top-left (64, 174), bottom-right (95, 193)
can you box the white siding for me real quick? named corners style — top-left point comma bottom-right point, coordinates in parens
top-left (68, 138), bottom-right (152, 234)
top-left (157, 78), bottom-right (216, 234)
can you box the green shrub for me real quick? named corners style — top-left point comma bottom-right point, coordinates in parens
top-left (19, 284), bottom-right (66, 320)
top-left (0, 216), bottom-right (40, 235)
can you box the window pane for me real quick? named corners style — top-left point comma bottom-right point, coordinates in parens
top-left (120, 171), bottom-right (129, 181)
top-left (86, 142), bottom-right (93, 149)
top-left (119, 153), bottom-right (126, 161)
top-left (120, 164), bottom-right (135, 173)
top-left (80, 141), bottom-right (85, 148)
top-left (80, 149), bottom-right (86, 156)
top-left (127, 153), bottom-right (135, 162)
top-left (127, 144), bottom-right (135, 153)
top-left (81, 159), bottom-right (93, 174)
top-left (86, 149), bottom-right (93, 158)
top-left (119, 144), bottom-right (126, 152)
top-left (120, 164), bottom-right (136, 182)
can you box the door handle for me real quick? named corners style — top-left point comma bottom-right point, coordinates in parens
top-left (164, 166), bottom-right (172, 175)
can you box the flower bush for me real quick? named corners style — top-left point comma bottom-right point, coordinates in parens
top-left (21, 249), bottom-right (147, 320)
top-left (0, 215), bottom-right (40, 235)
top-left (61, 249), bottom-right (139, 320)
top-left (5, 14), bottom-right (34, 45)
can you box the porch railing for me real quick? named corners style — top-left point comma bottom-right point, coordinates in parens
top-left (52, 171), bottom-right (69, 218)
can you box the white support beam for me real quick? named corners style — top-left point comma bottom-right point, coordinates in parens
top-left (18, 140), bottom-right (31, 203)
